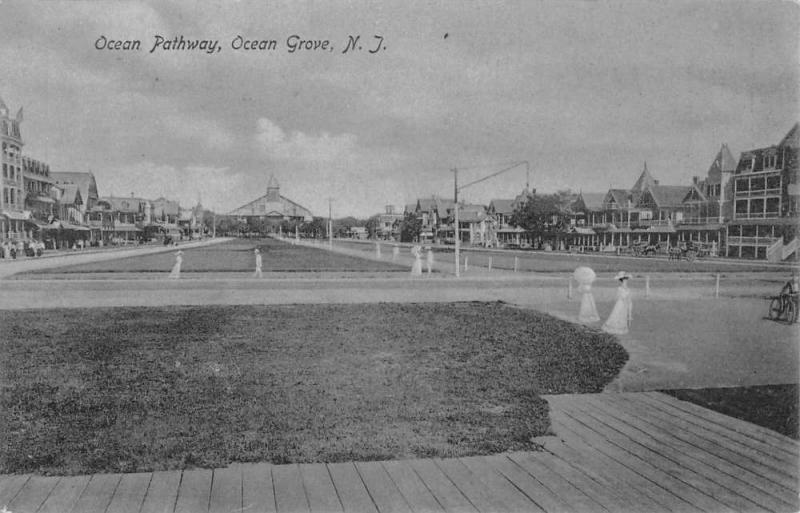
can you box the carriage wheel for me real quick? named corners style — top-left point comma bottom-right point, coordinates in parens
top-left (769, 297), bottom-right (783, 320)
top-left (786, 300), bottom-right (797, 324)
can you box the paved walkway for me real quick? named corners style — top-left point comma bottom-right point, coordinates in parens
top-left (1, 392), bottom-right (797, 513)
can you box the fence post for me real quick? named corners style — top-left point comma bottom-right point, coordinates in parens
top-left (464, 256), bottom-right (469, 271)
top-left (514, 256), bottom-right (518, 273)
top-left (715, 273), bottom-right (720, 298)
top-left (488, 256), bottom-right (493, 271)
top-left (567, 277), bottom-right (573, 299)
top-left (645, 275), bottom-right (650, 298)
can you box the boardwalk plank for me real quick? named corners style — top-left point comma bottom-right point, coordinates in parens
top-left (547, 406), bottom-right (736, 513)
top-left (639, 391), bottom-right (800, 473)
top-left (327, 462), bottom-right (378, 513)
top-left (69, 473), bottom-right (122, 513)
top-left (5, 475), bottom-right (59, 513)
top-left (519, 449), bottom-right (640, 513)
top-left (458, 456), bottom-right (545, 513)
top-left (578, 394), bottom-right (793, 512)
top-left (604, 392), bottom-right (800, 504)
top-left (615, 392), bottom-right (799, 484)
top-left (140, 470), bottom-right (182, 513)
top-left (210, 465), bottom-right (243, 513)
top-left (37, 475), bottom-right (90, 513)
top-left (537, 435), bottom-right (677, 513)
top-left (408, 458), bottom-right (477, 513)
top-left (0, 474), bottom-right (30, 508)
top-left (433, 458), bottom-right (510, 513)
top-left (556, 397), bottom-right (762, 513)
top-left (174, 469), bottom-right (212, 513)
top-left (381, 460), bottom-right (444, 513)
top-left (506, 452), bottom-right (607, 513)
top-left (299, 464), bottom-right (342, 513)
top-left (272, 464), bottom-right (310, 513)
top-left (106, 472), bottom-right (152, 513)
top-left (645, 391), bottom-right (800, 455)
top-left (354, 461), bottom-right (413, 513)
top-left (482, 455), bottom-right (574, 513)
top-left (241, 463), bottom-right (276, 513)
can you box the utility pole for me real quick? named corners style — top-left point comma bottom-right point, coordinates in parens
top-left (453, 168), bottom-right (460, 277)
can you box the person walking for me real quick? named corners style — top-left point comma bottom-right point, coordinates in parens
top-left (602, 271), bottom-right (632, 334)
top-left (574, 266), bottom-right (600, 323)
top-left (254, 248), bottom-right (263, 278)
top-left (410, 245), bottom-right (423, 276)
top-left (169, 250), bottom-right (183, 279)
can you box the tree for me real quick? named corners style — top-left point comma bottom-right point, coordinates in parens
top-left (365, 215), bottom-right (381, 239)
top-left (510, 192), bottom-right (573, 241)
top-left (398, 211), bottom-right (422, 243)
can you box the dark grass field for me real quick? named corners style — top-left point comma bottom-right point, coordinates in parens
top-left (0, 302), bottom-right (628, 476)
top-left (21, 238), bottom-right (408, 274)
top-left (662, 385), bottom-right (799, 439)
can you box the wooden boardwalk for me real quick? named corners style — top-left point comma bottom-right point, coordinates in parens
top-left (1, 392), bottom-right (797, 513)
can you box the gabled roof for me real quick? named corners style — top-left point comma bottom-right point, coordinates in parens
top-left (682, 184), bottom-right (707, 204)
top-left (100, 196), bottom-right (147, 213)
top-left (707, 144), bottom-right (738, 178)
top-left (631, 162), bottom-right (657, 193)
top-left (488, 199), bottom-right (515, 215)
top-left (779, 123), bottom-right (799, 149)
top-left (228, 192), bottom-right (313, 218)
top-left (575, 192), bottom-right (606, 211)
top-left (51, 172), bottom-right (99, 204)
top-left (648, 185), bottom-right (689, 208)
top-left (59, 184), bottom-right (83, 205)
top-left (605, 189), bottom-right (630, 207)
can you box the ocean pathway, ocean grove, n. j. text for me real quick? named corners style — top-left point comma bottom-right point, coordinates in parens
top-left (93, 34), bottom-right (387, 55)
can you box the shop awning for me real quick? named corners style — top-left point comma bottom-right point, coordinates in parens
top-left (569, 227), bottom-right (596, 235)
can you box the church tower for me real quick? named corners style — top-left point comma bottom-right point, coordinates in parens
top-left (266, 174), bottom-right (280, 202)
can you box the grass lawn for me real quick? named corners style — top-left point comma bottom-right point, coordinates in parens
top-left (0, 302), bottom-right (627, 476)
top-left (23, 238), bottom-right (407, 275)
top-left (662, 385), bottom-right (799, 439)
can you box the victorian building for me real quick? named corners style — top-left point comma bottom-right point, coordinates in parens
top-left (0, 96), bottom-right (27, 241)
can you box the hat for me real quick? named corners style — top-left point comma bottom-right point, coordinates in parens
top-left (176, 250), bottom-right (183, 255)
top-left (254, 248), bottom-right (260, 253)
top-left (614, 271), bottom-right (631, 281)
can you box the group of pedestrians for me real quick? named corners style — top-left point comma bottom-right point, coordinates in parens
top-left (167, 247), bottom-right (264, 279)
top-left (0, 240), bottom-right (45, 259)
top-left (575, 266), bottom-right (633, 335)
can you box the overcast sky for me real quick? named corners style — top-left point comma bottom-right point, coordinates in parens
top-left (0, 0), bottom-right (797, 218)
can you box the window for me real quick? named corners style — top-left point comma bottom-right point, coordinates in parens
top-left (2, 163), bottom-right (5, 178)
top-left (764, 155), bottom-right (776, 169)
top-left (750, 198), bottom-right (764, 215)
top-left (766, 175), bottom-right (781, 190)
top-left (750, 176), bottom-right (765, 191)
top-left (766, 197), bottom-right (780, 216)
top-left (735, 200), bottom-right (748, 214)
top-left (736, 178), bottom-right (749, 192)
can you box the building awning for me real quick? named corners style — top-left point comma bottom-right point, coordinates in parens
top-left (646, 225), bottom-right (676, 233)
top-left (113, 225), bottom-right (142, 232)
top-left (2, 210), bottom-right (31, 221)
top-left (25, 219), bottom-right (57, 230)
top-left (569, 227), bottom-right (596, 235)
top-left (60, 222), bottom-right (91, 231)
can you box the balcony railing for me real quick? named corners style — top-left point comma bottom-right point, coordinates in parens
top-left (733, 188), bottom-right (781, 197)
top-left (634, 219), bottom-right (672, 227)
top-left (727, 236), bottom-right (780, 246)
top-left (732, 212), bottom-right (781, 220)
top-left (680, 216), bottom-right (723, 225)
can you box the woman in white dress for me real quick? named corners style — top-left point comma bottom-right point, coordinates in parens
top-left (602, 271), bottom-right (632, 334)
top-left (254, 248), bottom-right (263, 278)
top-left (410, 245), bottom-right (423, 276)
top-left (169, 250), bottom-right (183, 279)
top-left (574, 266), bottom-right (600, 323)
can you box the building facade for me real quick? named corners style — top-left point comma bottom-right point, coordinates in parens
top-left (228, 174), bottom-right (313, 231)
top-left (0, 96), bottom-right (27, 241)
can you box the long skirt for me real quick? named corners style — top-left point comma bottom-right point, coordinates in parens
top-left (578, 292), bottom-right (600, 323)
top-left (169, 262), bottom-right (182, 279)
top-left (602, 298), bottom-right (629, 334)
